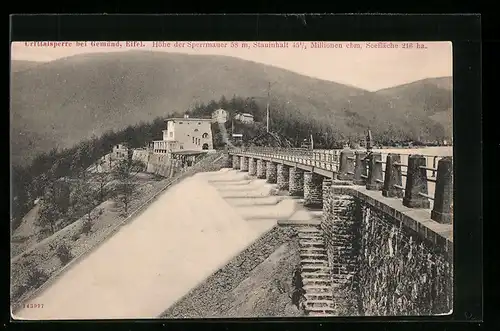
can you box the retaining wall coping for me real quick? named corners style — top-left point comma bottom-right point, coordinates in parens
top-left (330, 185), bottom-right (453, 256)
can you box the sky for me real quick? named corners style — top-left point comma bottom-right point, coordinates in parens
top-left (11, 41), bottom-right (452, 91)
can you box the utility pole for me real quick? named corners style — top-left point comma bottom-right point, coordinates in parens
top-left (266, 81), bottom-right (271, 133)
top-left (366, 129), bottom-right (373, 152)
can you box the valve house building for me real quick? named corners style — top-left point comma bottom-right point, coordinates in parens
top-left (152, 114), bottom-right (214, 155)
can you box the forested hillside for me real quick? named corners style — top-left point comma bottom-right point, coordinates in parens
top-left (11, 51), bottom-right (451, 166)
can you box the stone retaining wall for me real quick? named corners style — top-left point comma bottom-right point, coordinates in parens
top-left (321, 185), bottom-right (453, 316)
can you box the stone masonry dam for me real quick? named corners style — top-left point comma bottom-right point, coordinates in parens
top-left (14, 147), bottom-right (453, 319)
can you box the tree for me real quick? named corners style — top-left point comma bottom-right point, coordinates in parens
top-left (94, 158), bottom-right (110, 202)
top-left (112, 158), bottom-right (145, 215)
top-left (35, 180), bottom-right (70, 234)
top-left (36, 197), bottom-right (61, 235)
top-left (72, 176), bottom-right (99, 221)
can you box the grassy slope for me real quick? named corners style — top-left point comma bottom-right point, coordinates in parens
top-left (11, 51), bottom-right (452, 166)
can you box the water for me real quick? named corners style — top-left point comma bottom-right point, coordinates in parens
top-left (372, 146), bottom-right (453, 157)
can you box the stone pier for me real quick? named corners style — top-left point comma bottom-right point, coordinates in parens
top-left (322, 179), bottom-right (333, 223)
top-left (256, 159), bottom-right (266, 179)
top-left (265, 161), bottom-right (277, 184)
top-left (223, 153), bottom-right (232, 168)
top-left (248, 157), bottom-right (257, 176)
top-left (240, 156), bottom-right (249, 172)
top-left (276, 163), bottom-right (290, 190)
top-left (304, 172), bottom-right (324, 208)
top-left (289, 167), bottom-right (304, 197)
top-left (232, 155), bottom-right (240, 170)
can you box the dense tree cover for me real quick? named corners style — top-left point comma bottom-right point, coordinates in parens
top-left (12, 94), bottom-right (448, 230)
top-left (11, 113), bottom-right (183, 230)
top-left (112, 158), bottom-right (146, 215)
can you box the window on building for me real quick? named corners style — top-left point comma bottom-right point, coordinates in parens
top-left (202, 133), bottom-right (208, 139)
top-left (194, 129), bottom-right (199, 132)
top-left (198, 122), bottom-right (201, 125)
top-left (169, 132), bottom-right (173, 137)
top-left (179, 122), bottom-right (183, 124)
top-left (192, 137), bottom-right (195, 143)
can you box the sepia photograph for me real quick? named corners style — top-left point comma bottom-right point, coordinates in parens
top-left (10, 40), bottom-right (453, 320)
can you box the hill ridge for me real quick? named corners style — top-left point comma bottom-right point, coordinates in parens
top-left (10, 51), bottom-right (452, 166)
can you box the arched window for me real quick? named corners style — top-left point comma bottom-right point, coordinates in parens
top-left (202, 133), bottom-right (209, 139)
top-left (194, 129), bottom-right (199, 132)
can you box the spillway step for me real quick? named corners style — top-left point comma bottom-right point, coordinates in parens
top-left (298, 234), bottom-right (324, 240)
top-left (300, 246), bottom-right (326, 251)
top-left (305, 293), bottom-right (334, 300)
top-left (305, 300), bottom-right (335, 308)
top-left (302, 263), bottom-right (330, 270)
top-left (307, 311), bottom-right (334, 317)
top-left (302, 279), bottom-right (332, 287)
top-left (299, 253), bottom-right (328, 260)
top-left (307, 306), bottom-right (336, 314)
top-left (302, 272), bottom-right (331, 278)
top-left (298, 230), bottom-right (323, 235)
top-left (301, 259), bottom-right (329, 265)
top-left (299, 239), bottom-right (324, 244)
top-left (298, 236), bottom-right (324, 242)
top-left (299, 240), bottom-right (325, 247)
top-left (298, 227), bottom-right (322, 233)
top-left (304, 283), bottom-right (331, 290)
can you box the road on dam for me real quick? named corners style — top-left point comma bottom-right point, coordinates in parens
top-left (14, 169), bottom-right (309, 320)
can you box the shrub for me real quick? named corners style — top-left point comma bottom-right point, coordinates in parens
top-left (81, 220), bottom-right (93, 235)
top-left (12, 284), bottom-right (30, 301)
top-left (56, 243), bottom-right (73, 265)
top-left (71, 232), bottom-right (80, 241)
top-left (25, 265), bottom-right (49, 289)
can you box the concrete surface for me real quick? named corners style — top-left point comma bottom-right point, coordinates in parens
top-left (13, 168), bottom-right (317, 320)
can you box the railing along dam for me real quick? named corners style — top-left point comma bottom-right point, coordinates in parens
top-left (226, 147), bottom-right (453, 316)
